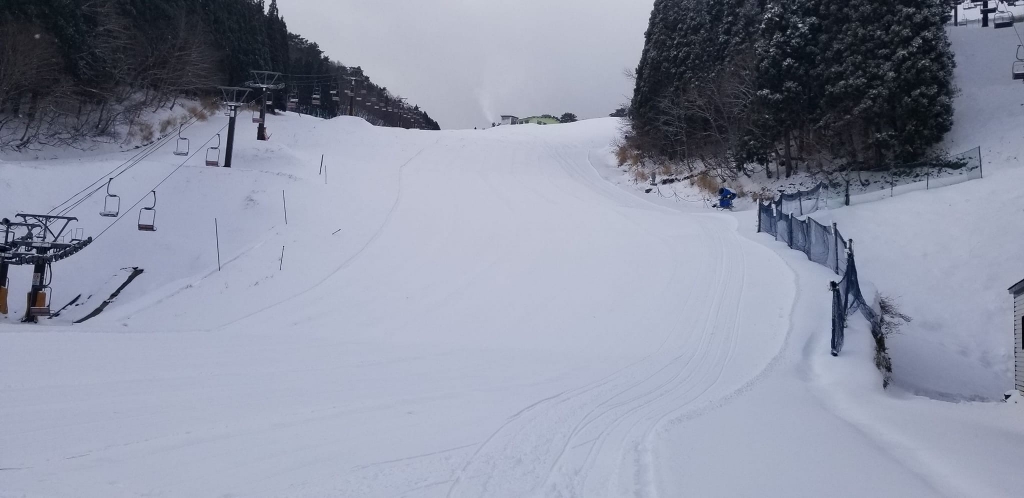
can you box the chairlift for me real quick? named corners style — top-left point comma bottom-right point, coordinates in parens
top-left (312, 85), bottom-right (322, 106)
top-left (99, 178), bottom-right (120, 218)
top-left (994, 11), bottom-right (1014, 28)
top-left (29, 285), bottom-right (51, 318)
top-left (138, 191), bottom-right (157, 232)
top-left (206, 133), bottom-right (221, 167)
top-left (963, 1), bottom-right (977, 8)
top-left (252, 107), bottom-right (264, 124)
top-left (1013, 60), bottom-right (1024, 80)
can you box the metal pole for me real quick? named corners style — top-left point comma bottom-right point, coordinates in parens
top-left (215, 218), bottom-right (222, 272)
top-left (282, 190), bottom-right (288, 225)
top-left (279, 246), bottom-right (285, 271)
top-left (756, 202), bottom-right (762, 233)
top-left (832, 222), bottom-right (840, 275)
top-left (257, 88), bottom-right (268, 141)
top-left (225, 105), bottom-right (238, 168)
top-left (979, 148), bottom-right (984, 178)
top-left (983, 1), bottom-right (990, 27)
top-left (787, 214), bottom-right (794, 249)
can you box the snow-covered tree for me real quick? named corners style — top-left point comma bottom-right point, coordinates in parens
top-left (754, 0), bottom-right (822, 176)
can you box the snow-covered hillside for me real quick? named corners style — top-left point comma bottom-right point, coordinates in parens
top-left (2, 23), bottom-right (1024, 498)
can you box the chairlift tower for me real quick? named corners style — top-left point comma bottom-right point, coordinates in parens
top-left (346, 76), bottom-right (362, 116)
top-left (1, 215), bottom-right (92, 322)
top-left (247, 71), bottom-right (285, 141)
top-left (219, 86), bottom-right (252, 168)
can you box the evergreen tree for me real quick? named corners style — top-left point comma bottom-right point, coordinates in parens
top-left (266, 0), bottom-right (290, 111)
top-left (755, 0), bottom-right (822, 176)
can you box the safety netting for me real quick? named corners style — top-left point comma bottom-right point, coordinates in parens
top-left (758, 202), bottom-right (873, 356)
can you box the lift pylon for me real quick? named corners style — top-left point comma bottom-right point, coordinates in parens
top-left (218, 86), bottom-right (252, 168)
top-left (246, 71), bottom-right (285, 141)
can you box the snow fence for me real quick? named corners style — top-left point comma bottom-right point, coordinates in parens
top-left (770, 147), bottom-right (983, 217)
top-left (758, 203), bottom-right (877, 359)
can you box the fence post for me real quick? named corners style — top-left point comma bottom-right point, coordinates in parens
top-left (845, 180), bottom-right (850, 206)
top-left (832, 222), bottom-right (840, 275)
top-left (788, 214), bottom-right (794, 249)
top-left (799, 191), bottom-right (804, 216)
top-left (282, 190), bottom-right (288, 225)
top-left (830, 281), bottom-right (843, 357)
top-left (215, 218), bottom-right (221, 272)
top-left (774, 204), bottom-right (779, 242)
top-left (926, 169), bottom-right (930, 190)
top-left (756, 203), bottom-right (762, 233)
top-left (979, 148), bottom-right (984, 178)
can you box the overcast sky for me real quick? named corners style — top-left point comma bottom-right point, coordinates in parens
top-left (277, 0), bottom-right (655, 129)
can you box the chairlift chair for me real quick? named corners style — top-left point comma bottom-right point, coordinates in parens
top-left (29, 285), bottom-right (51, 317)
top-left (312, 85), bottom-right (322, 106)
top-left (1013, 61), bottom-right (1024, 80)
top-left (963, 1), bottom-right (977, 8)
top-left (138, 191), bottom-right (157, 232)
top-left (206, 133), bottom-right (221, 167)
top-left (994, 11), bottom-right (1014, 28)
top-left (252, 107), bottom-right (264, 124)
top-left (99, 178), bottom-right (120, 217)
top-left (173, 123), bottom-right (190, 156)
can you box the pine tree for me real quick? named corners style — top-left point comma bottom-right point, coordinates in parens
top-left (755, 0), bottom-right (822, 176)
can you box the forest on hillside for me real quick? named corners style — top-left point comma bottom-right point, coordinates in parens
top-left (627, 0), bottom-right (956, 180)
top-left (0, 0), bottom-right (439, 151)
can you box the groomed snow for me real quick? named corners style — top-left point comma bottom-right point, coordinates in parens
top-left (3, 24), bottom-right (1024, 498)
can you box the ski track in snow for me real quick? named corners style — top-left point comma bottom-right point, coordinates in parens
top-left (4, 109), bottom-right (1024, 497)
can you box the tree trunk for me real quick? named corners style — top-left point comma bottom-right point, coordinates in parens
top-left (784, 129), bottom-right (794, 178)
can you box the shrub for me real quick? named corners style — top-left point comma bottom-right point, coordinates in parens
top-left (690, 173), bottom-right (721, 196)
top-left (873, 295), bottom-right (911, 389)
top-left (138, 122), bottom-right (155, 143)
top-left (200, 95), bottom-right (221, 113)
top-left (159, 116), bottom-right (177, 134)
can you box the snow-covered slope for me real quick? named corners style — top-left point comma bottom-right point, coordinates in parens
top-left (0, 115), bottom-right (795, 496)
top-left (800, 25), bottom-right (1024, 401)
top-left (3, 23), bottom-right (1024, 498)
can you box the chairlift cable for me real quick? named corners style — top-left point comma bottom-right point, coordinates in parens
top-left (48, 114), bottom-right (202, 215)
top-left (92, 124), bottom-right (229, 242)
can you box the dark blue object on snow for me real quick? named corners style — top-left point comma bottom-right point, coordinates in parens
top-left (718, 188), bottom-right (736, 209)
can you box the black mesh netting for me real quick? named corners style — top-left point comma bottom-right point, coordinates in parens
top-left (759, 203), bottom-right (776, 237)
top-left (776, 182), bottom-right (829, 217)
top-left (757, 201), bottom-right (874, 356)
